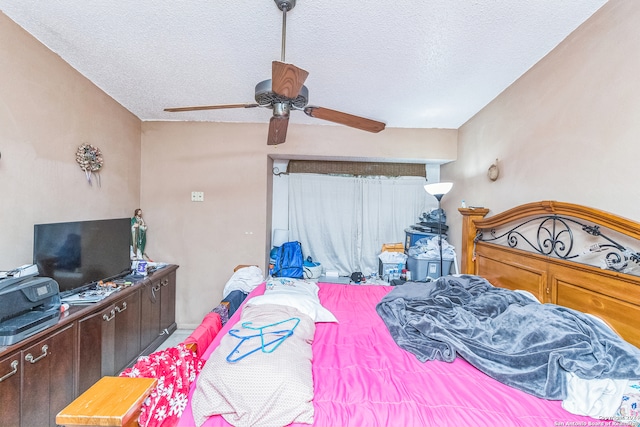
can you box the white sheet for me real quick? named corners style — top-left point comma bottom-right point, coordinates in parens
top-left (222, 266), bottom-right (264, 298)
top-left (563, 372), bottom-right (629, 417)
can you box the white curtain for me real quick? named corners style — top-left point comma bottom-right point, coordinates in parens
top-left (288, 173), bottom-right (434, 276)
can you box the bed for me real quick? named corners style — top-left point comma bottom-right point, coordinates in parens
top-left (127, 201), bottom-right (640, 427)
top-left (458, 201), bottom-right (640, 349)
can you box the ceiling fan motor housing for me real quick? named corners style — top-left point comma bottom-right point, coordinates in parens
top-left (255, 79), bottom-right (309, 109)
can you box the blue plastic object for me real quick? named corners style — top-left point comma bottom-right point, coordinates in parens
top-left (226, 317), bottom-right (300, 363)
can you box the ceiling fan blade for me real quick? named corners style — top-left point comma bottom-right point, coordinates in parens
top-left (267, 116), bottom-right (289, 146)
top-left (164, 103), bottom-right (259, 112)
top-left (272, 61), bottom-right (309, 99)
top-left (303, 106), bottom-right (386, 133)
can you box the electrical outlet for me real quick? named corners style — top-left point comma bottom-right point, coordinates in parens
top-left (191, 191), bottom-right (204, 202)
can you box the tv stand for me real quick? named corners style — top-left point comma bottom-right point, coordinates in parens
top-left (0, 264), bottom-right (178, 427)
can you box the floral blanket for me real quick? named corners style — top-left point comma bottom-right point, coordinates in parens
top-left (121, 343), bottom-right (203, 427)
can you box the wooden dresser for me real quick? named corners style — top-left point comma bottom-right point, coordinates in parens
top-left (0, 265), bottom-right (178, 427)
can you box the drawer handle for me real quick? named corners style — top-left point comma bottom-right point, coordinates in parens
top-left (25, 345), bottom-right (49, 364)
top-left (115, 301), bottom-right (127, 313)
top-left (0, 360), bottom-right (18, 382)
top-left (151, 284), bottom-right (161, 301)
top-left (161, 279), bottom-right (169, 287)
top-left (103, 309), bottom-right (116, 322)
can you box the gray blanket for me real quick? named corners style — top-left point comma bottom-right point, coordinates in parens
top-left (376, 275), bottom-right (640, 399)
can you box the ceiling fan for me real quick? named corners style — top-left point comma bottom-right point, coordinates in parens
top-left (164, 0), bottom-right (386, 146)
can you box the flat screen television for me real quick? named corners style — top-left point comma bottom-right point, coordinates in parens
top-left (33, 218), bottom-right (132, 296)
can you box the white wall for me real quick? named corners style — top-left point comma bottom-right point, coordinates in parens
top-left (141, 122), bottom-right (457, 327)
top-left (442, 0), bottom-right (640, 260)
top-left (0, 12), bottom-right (141, 271)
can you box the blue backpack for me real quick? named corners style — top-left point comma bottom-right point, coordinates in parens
top-left (272, 241), bottom-right (304, 278)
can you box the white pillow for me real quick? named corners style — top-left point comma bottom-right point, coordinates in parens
top-left (222, 265), bottom-right (264, 298)
top-left (247, 278), bottom-right (338, 323)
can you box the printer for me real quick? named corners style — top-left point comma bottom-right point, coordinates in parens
top-left (0, 275), bottom-right (61, 346)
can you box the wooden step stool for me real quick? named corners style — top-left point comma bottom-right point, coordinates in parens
top-left (56, 376), bottom-right (157, 427)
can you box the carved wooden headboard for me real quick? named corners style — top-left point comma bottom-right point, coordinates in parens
top-left (459, 201), bottom-right (640, 348)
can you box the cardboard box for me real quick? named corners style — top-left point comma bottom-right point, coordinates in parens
top-left (381, 243), bottom-right (404, 253)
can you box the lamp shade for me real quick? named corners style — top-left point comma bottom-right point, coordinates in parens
top-left (272, 229), bottom-right (289, 247)
top-left (424, 182), bottom-right (453, 196)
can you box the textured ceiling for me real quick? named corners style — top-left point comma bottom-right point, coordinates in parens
top-left (0, 0), bottom-right (607, 129)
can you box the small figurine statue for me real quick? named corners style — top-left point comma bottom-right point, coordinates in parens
top-left (131, 208), bottom-right (148, 260)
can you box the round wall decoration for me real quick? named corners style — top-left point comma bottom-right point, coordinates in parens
top-left (488, 159), bottom-right (500, 181)
top-left (76, 143), bottom-right (103, 186)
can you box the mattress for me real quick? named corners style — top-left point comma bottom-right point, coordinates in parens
top-left (178, 282), bottom-right (596, 427)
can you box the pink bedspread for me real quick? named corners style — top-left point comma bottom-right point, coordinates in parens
top-left (178, 283), bottom-right (597, 427)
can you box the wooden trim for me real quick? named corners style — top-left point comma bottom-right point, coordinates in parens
top-left (234, 264), bottom-right (257, 272)
top-left (458, 207), bottom-right (490, 274)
